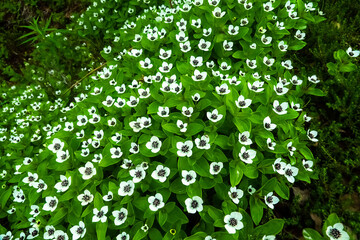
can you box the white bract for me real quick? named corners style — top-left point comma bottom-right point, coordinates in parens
top-left (148, 193), bottom-right (165, 211)
top-left (224, 212), bottom-right (244, 234)
top-left (264, 192), bottom-right (279, 209)
top-left (185, 196), bottom-right (203, 214)
top-left (326, 223), bottom-right (350, 240)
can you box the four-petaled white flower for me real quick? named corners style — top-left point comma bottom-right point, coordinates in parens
top-left (110, 147), bottom-right (123, 158)
top-left (308, 75), bottom-right (320, 84)
top-left (346, 47), bottom-right (360, 58)
top-left (185, 196), bottom-right (203, 214)
top-left (228, 186), bottom-right (244, 204)
top-left (78, 162), bottom-right (97, 180)
top-left (54, 230), bottom-right (68, 240)
top-left (22, 172), bottom-right (38, 187)
top-left (302, 159), bottom-right (314, 172)
top-left (177, 120), bottom-right (188, 132)
top-left (129, 165), bottom-right (146, 183)
top-left (151, 165), bottom-right (170, 182)
top-left (43, 196), bottom-right (58, 212)
top-left (239, 146), bottom-right (256, 164)
top-left (224, 212), bottom-right (244, 234)
top-left (267, 138), bottom-right (276, 150)
top-left (116, 232), bottom-right (130, 240)
top-left (264, 116), bottom-right (277, 131)
top-left (263, 56), bottom-right (275, 67)
top-left (148, 193), bottom-right (165, 211)
top-left (223, 40), bottom-right (233, 51)
top-left (272, 158), bottom-right (286, 175)
top-left (146, 136), bottom-right (162, 153)
top-left (235, 95), bottom-right (252, 108)
top-left (158, 106), bottom-right (170, 117)
top-left (287, 142), bottom-right (296, 156)
top-left (77, 190), bottom-right (94, 206)
top-left (210, 162), bottom-right (223, 175)
top-left (112, 208), bottom-right (128, 226)
top-left (216, 83), bottom-right (230, 95)
top-left (54, 175), bottom-right (71, 192)
top-left (264, 192), bottom-right (279, 209)
top-left (102, 96), bottom-right (115, 107)
top-left (207, 109), bottom-right (223, 122)
top-left (307, 129), bottom-right (318, 142)
top-left (274, 82), bottom-right (289, 95)
top-left (140, 58), bottom-right (153, 69)
top-left (278, 41), bottom-right (288, 51)
top-left (326, 223), bottom-right (350, 240)
top-left (48, 138), bottom-right (64, 153)
top-left (261, 35), bottom-right (272, 45)
top-left (92, 206), bottom-right (108, 223)
top-left (44, 225), bottom-right (56, 239)
top-left (195, 135), bottom-right (211, 149)
top-left (192, 69), bottom-right (207, 81)
top-left (263, 235), bottom-right (276, 240)
top-left (182, 106), bottom-right (194, 117)
top-left (177, 141), bottom-right (193, 157)
top-left (118, 180), bottom-right (135, 196)
top-left (246, 59), bottom-right (257, 69)
top-left (283, 164), bottom-right (299, 183)
top-left (70, 221), bottom-right (86, 240)
top-left (181, 170), bottom-right (197, 186)
top-left (238, 131), bottom-right (252, 145)
top-left (213, 7), bottom-right (226, 18)
top-left (273, 100), bottom-right (288, 115)
top-left (198, 39), bottom-right (211, 51)
top-left (281, 60), bottom-right (293, 69)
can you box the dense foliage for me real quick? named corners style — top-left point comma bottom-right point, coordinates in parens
top-left (0, 0), bottom-right (358, 239)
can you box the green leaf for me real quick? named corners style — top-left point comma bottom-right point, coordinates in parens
top-left (275, 179), bottom-right (290, 200)
top-left (306, 88), bottom-right (326, 96)
top-left (207, 206), bottom-right (223, 221)
top-left (0, 188), bottom-right (12, 208)
top-left (149, 228), bottom-right (163, 240)
top-left (48, 207), bottom-right (67, 225)
top-left (339, 63), bottom-right (357, 72)
top-left (254, 219), bottom-right (285, 235)
top-left (96, 222), bottom-right (108, 240)
top-left (250, 196), bottom-right (264, 225)
top-left (229, 162), bottom-right (243, 186)
top-left (289, 41), bottom-right (307, 50)
top-left (303, 228), bottom-right (324, 240)
top-left (158, 210), bottom-right (168, 226)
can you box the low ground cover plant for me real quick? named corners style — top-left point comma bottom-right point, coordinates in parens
top-left (0, 0), bottom-right (357, 239)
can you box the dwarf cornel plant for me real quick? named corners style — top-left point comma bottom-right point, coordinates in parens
top-left (1, 0), bottom-right (343, 239)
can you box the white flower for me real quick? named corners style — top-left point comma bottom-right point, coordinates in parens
top-left (191, 19), bottom-right (201, 28)
top-left (129, 142), bottom-right (139, 154)
top-left (0, 231), bottom-right (13, 240)
top-left (281, 60), bottom-right (293, 70)
top-left (43, 196), bottom-right (58, 212)
top-left (89, 114), bottom-right (101, 124)
top-left (79, 162), bottom-right (97, 180)
top-left (285, 1), bottom-right (295, 12)
top-left (77, 115), bottom-right (88, 126)
top-left (145, 136), bottom-right (162, 153)
top-left (223, 40), bottom-right (233, 51)
top-left (263, 2), bottom-right (274, 11)
top-left (205, 236), bottom-right (216, 240)
top-left (141, 224), bottom-right (149, 232)
top-left (207, 109), bottom-right (223, 122)
top-left (273, 100), bottom-right (288, 115)
top-left (192, 69), bottom-right (207, 81)
top-left (28, 227), bottom-right (39, 239)
top-left (129, 165), bottom-right (146, 183)
top-left (289, 11), bottom-right (300, 19)
top-left (274, 82), bottom-right (289, 95)
top-left (267, 138), bottom-right (276, 150)
top-left (185, 196), bottom-right (203, 214)
top-left (113, 208), bottom-right (128, 226)
top-left (291, 102), bottom-right (302, 112)
top-left (302, 159), bottom-right (314, 172)
top-left (228, 187), bottom-right (244, 204)
top-left (247, 185), bottom-right (256, 195)
top-left (22, 172), bottom-right (38, 187)
top-left (44, 225), bottom-right (56, 239)
top-left (115, 84), bottom-right (126, 94)
top-left (127, 96), bottom-right (139, 107)
top-left (326, 223), bottom-right (350, 240)
top-left (102, 96), bottom-right (115, 107)
top-left (235, 95), bottom-right (252, 108)
top-left (54, 175), bottom-right (71, 192)
top-left (261, 35), bottom-right (272, 45)
top-left (346, 47), bottom-right (360, 57)
top-left (209, 162), bottom-right (223, 175)
top-left (198, 39), bottom-right (211, 51)
top-left (278, 41), bottom-right (288, 51)
top-left (92, 206), bottom-right (108, 223)
top-left (48, 138), bottom-right (64, 153)
top-left (54, 230), bottom-right (69, 240)
top-left (264, 192), bottom-right (279, 209)
top-left (295, 30), bottom-right (305, 40)
top-left (272, 158), bottom-right (286, 175)
top-left (283, 164), bottom-right (299, 183)
top-left (307, 130), bottom-right (318, 142)
top-left (263, 235), bottom-right (276, 240)
top-left (216, 83), bottom-right (230, 95)
top-left (118, 180), bottom-right (135, 196)
top-left (180, 41), bottom-right (191, 52)
top-left (264, 116), bottom-right (277, 131)
top-left (287, 142), bottom-right (296, 156)
top-left (181, 170), bottom-right (197, 186)
top-left (224, 212), bottom-right (244, 234)
top-left (151, 165), bottom-right (170, 182)
top-left (33, 179), bottom-right (47, 193)
top-left (116, 232), bottom-right (130, 240)
top-left (308, 75), bottom-right (320, 84)
top-left (182, 106), bottom-right (194, 117)
top-left (110, 147), bottom-right (123, 158)
top-left (30, 205), bottom-right (40, 217)
top-left (177, 141), bottom-right (193, 157)
top-left (276, 21), bottom-right (285, 30)
top-left (238, 131), bottom-right (252, 145)
top-left (148, 193), bottom-right (165, 211)
top-left (195, 135), bottom-right (210, 149)
top-left (77, 190), bottom-right (94, 206)
top-left (246, 59), bottom-right (257, 69)
top-left (190, 56), bottom-right (203, 67)
top-left (228, 25), bottom-right (239, 35)
top-left (159, 49), bottom-right (172, 59)
top-left (263, 56), bottom-right (275, 67)
top-left (239, 146), bottom-right (256, 164)
top-left (177, 120), bottom-right (188, 132)
top-left (213, 7), bottom-right (226, 18)
top-left (240, 17), bottom-right (249, 26)
top-left (158, 106), bottom-right (170, 117)
top-left (290, 75), bottom-right (303, 85)
top-left (248, 81), bottom-right (264, 92)
top-left (70, 221), bottom-right (86, 240)
top-left (192, 93), bottom-right (201, 102)
top-left (140, 58), bottom-right (153, 69)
